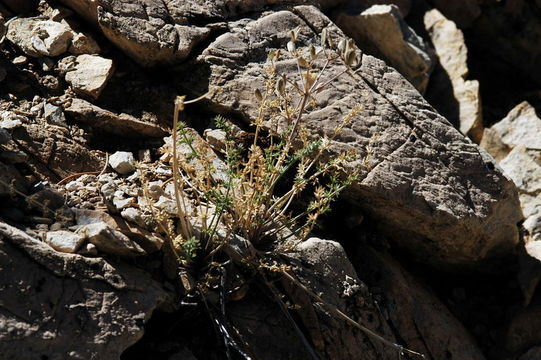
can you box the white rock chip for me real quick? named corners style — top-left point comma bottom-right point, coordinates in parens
top-left (0, 111), bottom-right (25, 129)
top-left (109, 151), bottom-right (136, 174)
top-left (64, 54), bottom-right (114, 99)
top-left (78, 221), bottom-right (145, 257)
top-left (45, 230), bottom-right (85, 253)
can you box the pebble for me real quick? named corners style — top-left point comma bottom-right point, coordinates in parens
top-left (12, 56), bottom-right (28, 65)
top-left (121, 207), bottom-right (144, 226)
top-left (109, 151), bottom-right (136, 175)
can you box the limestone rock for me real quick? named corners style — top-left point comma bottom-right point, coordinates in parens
top-left (6, 18), bottom-right (73, 57)
top-left (64, 54), bottom-right (114, 99)
top-left (44, 230), bottom-right (85, 253)
top-left (0, 221), bottom-right (167, 360)
top-left (109, 151), bottom-right (136, 175)
top-left (64, 98), bottom-right (167, 138)
top-left (334, 4), bottom-right (433, 93)
top-left (198, 6), bottom-right (522, 268)
top-left (424, 9), bottom-right (483, 142)
top-left (78, 221), bottom-right (146, 257)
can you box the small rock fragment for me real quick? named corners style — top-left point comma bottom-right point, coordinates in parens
top-left (64, 54), bottom-right (114, 99)
top-left (44, 103), bottom-right (67, 126)
top-left (120, 207), bottom-right (144, 226)
top-left (78, 221), bottom-right (146, 257)
top-left (109, 151), bottom-right (136, 175)
top-left (45, 230), bottom-right (85, 253)
top-left (12, 56), bottom-right (28, 65)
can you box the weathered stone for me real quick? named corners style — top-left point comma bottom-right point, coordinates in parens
top-left (78, 221), bottom-right (146, 257)
top-left (334, 4), bottom-right (433, 93)
top-left (44, 230), bottom-right (85, 253)
top-left (64, 98), bottom-right (167, 138)
top-left (0, 221), bottom-right (167, 360)
top-left (109, 151), bottom-right (136, 175)
top-left (64, 54), bottom-right (114, 99)
top-left (424, 9), bottom-right (483, 142)
top-left (6, 18), bottom-right (73, 57)
top-left (504, 304), bottom-right (541, 356)
top-left (198, 6), bottom-right (522, 268)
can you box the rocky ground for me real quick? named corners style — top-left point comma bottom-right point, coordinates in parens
top-left (1, 0), bottom-right (541, 359)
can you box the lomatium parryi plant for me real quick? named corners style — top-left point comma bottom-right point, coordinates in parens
top-left (143, 28), bottom-right (425, 359)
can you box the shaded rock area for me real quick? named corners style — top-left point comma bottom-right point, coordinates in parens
top-left (0, 0), bottom-right (540, 360)
top-left (0, 222), bottom-right (168, 360)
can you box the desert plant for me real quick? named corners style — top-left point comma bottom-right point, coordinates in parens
top-left (143, 28), bottom-right (425, 359)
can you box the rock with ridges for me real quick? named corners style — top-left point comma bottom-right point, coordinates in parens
top-left (64, 54), bottom-right (114, 99)
top-left (109, 151), bottom-right (136, 175)
top-left (198, 5), bottom-right (522, 268)
top-left (0, 221), bottom-right (166, 360)
top-left (334, 4), bottom-right (433, 93)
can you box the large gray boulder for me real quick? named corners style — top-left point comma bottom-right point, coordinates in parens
top-left (0, 222), bottom-right (168, 360)
top-left (197, 5), bottom-right (521, 268)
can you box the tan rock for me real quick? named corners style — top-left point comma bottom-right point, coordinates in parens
top-left (64, 54), bottom-right (114, 99)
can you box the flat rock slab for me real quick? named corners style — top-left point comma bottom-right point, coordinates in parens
top-left (198, 6), bottom-right (521, 268)
top-left (0, 222), bottom-right (167, 360)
